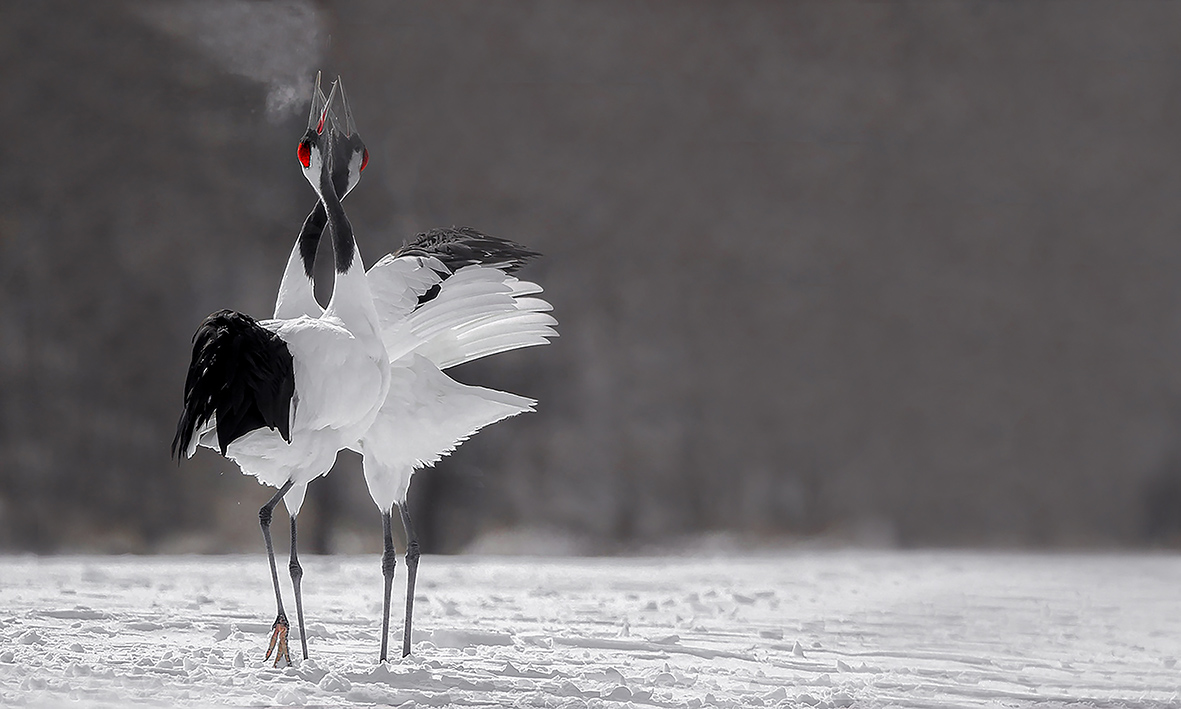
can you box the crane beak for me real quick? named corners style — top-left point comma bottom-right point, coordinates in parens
top-left (335, 75), bottom-right (359, 138)
top-left (318, 79), bottom-right (339, 135)
top-left (307, 72), bottom-right (327, 132)
top-left (308, 74), bottom-right (337, 136)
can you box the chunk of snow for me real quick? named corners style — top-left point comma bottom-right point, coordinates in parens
top-left (318, 672), bottom-right (351, 692)
top-left (273, 687), bottom-right (306, 705)
top-left (764, 687), bottom-right (787, 701)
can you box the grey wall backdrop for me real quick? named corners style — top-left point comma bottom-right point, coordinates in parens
top-left (4, 0), bottom-right (1181, 553)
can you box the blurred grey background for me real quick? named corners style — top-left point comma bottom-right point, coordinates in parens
top-left (4, 0), bottom-right (1181, 554)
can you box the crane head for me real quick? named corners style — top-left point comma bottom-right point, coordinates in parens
top-left (325, 76), bottom-right (369, 198)
top-left (292, 73), bottom-right (369, 279)
top-left (296, 72), bottom-right (339, 200)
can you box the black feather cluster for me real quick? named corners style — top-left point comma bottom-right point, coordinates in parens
top-left (172, 310), bottom-right (295, 459)
top-left (394, 226), bottom-right (540, 275)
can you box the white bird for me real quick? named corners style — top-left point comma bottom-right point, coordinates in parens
top-left (277, 84), bottom-right (557, 661)
top-left (172, 78), bottom-right (389, 667)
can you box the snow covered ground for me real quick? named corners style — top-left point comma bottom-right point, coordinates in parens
top-left (0, 551), bottom-right (1178, 707)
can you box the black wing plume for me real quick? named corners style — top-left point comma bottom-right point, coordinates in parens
top-left (172, 309), bottom-right (295, 459)
top-left (393, 226), bottom-right (540, 274)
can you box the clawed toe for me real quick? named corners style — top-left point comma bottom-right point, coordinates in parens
top-left (264, 613), bottom-right (291, 667)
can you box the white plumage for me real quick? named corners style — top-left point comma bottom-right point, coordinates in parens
top-left (209, 310), bottom-right (388, 515)
top-left (274, 248), bottom-right (556, 510)
top-left (358, 256), bottom-right (556, 507)
top-left (377, 259), bottom-right (557, 369)
top-left (359, 353), bottom-right (535, 510)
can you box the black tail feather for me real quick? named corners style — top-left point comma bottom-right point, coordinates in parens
top-left (172, 310), bottom-right (295, 459)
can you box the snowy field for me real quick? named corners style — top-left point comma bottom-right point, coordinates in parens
top-left (0, 552), bottom-right (1179, 707)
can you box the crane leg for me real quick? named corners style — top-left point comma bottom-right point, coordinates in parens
top-left (260, 479), bottom-right (294, 667)
top-left (398, 501), bottom-right (421, 658)
top-left (289, 516), bottom-right (309, 661)
top-left (379, 509), bottom-right (397, 662)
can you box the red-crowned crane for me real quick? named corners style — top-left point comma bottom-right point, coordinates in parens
top-left (172, 78), bottom-right (390, 667)
top-left (278, 81), bottom-right (557, 661)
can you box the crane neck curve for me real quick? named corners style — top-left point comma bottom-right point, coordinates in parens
top-left (274, 238), bottom-right (322, 319)
top-left (274, 204), bottom-right (329, 320)
top-left (319, 160), bottom-right (356, 275)
top-left (318, 144), bottom-right (382, 345)
top-left (298, 203), bottom-right (327, 280)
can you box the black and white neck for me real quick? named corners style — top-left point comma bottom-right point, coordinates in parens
top-left (277, 76), bottom-right (371, 321)
top-left (297, 82), bottom-right (381, 342)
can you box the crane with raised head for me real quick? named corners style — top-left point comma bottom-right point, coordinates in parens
top-left (172, 77), bottom-right (390, 667)
top-left (281, 80), bottom-right (558, 662)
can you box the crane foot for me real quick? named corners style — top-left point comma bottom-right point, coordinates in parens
top-left (264, 612), bottom-right (291, 667)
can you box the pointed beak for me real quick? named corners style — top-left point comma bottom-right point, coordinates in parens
top-left (335, 75), bottom-right (359, 138)
top-left (307, 71), bottom-right (326, 132)
top-left (316, 73), bottom-right (341, 137)
top-left (317, 79), bottom-right (339, 135)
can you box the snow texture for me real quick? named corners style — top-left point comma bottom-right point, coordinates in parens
top-left (0, 552), bottom-right (1178, 707)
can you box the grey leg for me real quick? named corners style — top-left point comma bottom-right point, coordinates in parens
top-left (289, 516), bottom-right (308, 660)
top-left (260, 479), bottom-right (294, 667)
top-left (379, 509), bottom-right (396, 662)
top-left (398, 502), bottom-right (421, 658)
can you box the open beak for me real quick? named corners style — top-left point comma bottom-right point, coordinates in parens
top-left (308, 74), bottom-right (337, 135)
top-left (335, 76), bottom-right (359, 138)
top-left (318, 79), bottom-right (338, 135)
top-left (307, 72), bottom-right (327, 132)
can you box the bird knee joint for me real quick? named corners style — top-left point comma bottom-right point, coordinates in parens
top-left (406, 541), bottom-right (421, 564)
top-left (258, 505), bottom-right (273, 526)
top-left (289, 560), bottom-right (303, 580)
top-left (382, 550), bottom-right (397, 578)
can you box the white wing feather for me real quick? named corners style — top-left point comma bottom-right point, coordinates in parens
top-left (404, 267), bottom-right (558, 369)
top-left (366, 253), bottom-right (448, 329)
top-left (263, 315), bottom-right (385, 432)
top-left (417, 310), bottom-right (558, 369)
top-left (359, 354), bottom-right (535, 510)
top-left (345, 251), bottom-right (554, 513)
